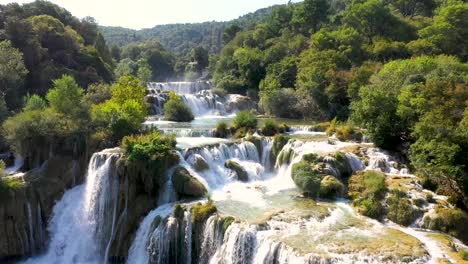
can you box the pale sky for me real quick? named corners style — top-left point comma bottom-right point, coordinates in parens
top-left (0, 0), bottom-right (302, 29)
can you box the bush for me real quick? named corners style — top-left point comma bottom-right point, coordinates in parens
top-left (387, 190), bottom-right (421, 226)
top-left (261, 119), bottom-right (279, 136)
top-left (311, 122), bottom-right (330, 132)
top-left (233, 111), bottom-right (257, 130)
top-left (164, 91), bottom-right (194, 122)
top-left (292, 161), bottom-right (322, 197)
top-left (326, 118), bottom-right (363, 142)
top-left (348, 170), bottom-right (387, 219)
top-left (278, 123), bottom-right (290, 133)
top-left (423, 208), bottom-right (468, 244)
top-left (122, 130), bottom-right (177, 168)
top-left (319, 176), bottom-right (344, 199)
top-left (214, 122), bottom-right (229, 138)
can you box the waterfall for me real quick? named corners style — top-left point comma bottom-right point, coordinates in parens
top-left (26, 202), bottom-right (35, 255)
top-left (146, 81), bottom-right (250, 117)
top-left (24, 149), bottom-right (120, 264)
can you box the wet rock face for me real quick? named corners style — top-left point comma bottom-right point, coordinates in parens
top-left (0, 156), bottom-right (87, 261)
top-left (171, 167), bottom-right (207, 198)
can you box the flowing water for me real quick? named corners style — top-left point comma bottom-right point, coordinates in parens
top-left (22, 80), bottom-right (468, 263)
top-left (24, 149), bottom-right (121, 264)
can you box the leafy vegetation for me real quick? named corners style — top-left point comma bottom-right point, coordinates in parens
top-left (163, 91), bottom-right (194, 122)
top-left (0, 1), bottom-right (114, 112)
top-left (387, 190), bottom-right (421, 226)
top-left (423, 208), bottom-right (468, 243)
top-left (348, 170), bottom-right (387, 219)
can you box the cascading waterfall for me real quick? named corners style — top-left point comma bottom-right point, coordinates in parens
top-left (146, 81), bottom-right (250, 117)
top-left (26, 202), bottom-right (35, 255)
top-left (25, 149), bottom-right (121, 264)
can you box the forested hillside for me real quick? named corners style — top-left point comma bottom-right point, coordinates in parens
top-left (100, 5), bottom-right (278, 54)
top-left (212, 0), bottom-right (468, 207)
top-left (0, 1), bottom-right (115, 111)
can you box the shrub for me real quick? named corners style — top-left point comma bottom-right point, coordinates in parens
top-left (214, 122), bottom-right (229, 138)
top-left (319, 176), bottom-right (344, 199)
top-left (387, 190), bottom-right (421, 226)
top-left (164, 91), bottom-right (194, 122)
top-left (423, 208), bottom-right (468, 244)
top-left (122, 130), bottom-right (177, 167)
top-left (261, 119), bottom-right (279, 136)
top-left (278, 123), bottom-right (290, 133)
top-left (326, 118), bottom-right (363, 141)
top-left (426, 193), bottom-right (435, 203)
top-left (348, 170), bottom-right (387, 219)
top-left (292, 161), bottom-right (322, 197)
top-left (310, 122), bottom-right (330, 132)
top-left (233, 111), bottom-right (257, 130)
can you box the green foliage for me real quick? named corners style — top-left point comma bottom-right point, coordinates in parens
top-left (0, 40), bottom-right (28, 110)
top-left (348, 170), bottom-right (387, 219)
top-left (46, 75), bottom-right (86, 118)
top-left (84, 82), bottom-right (111, 104)
top-left (92, 75), bottom-right (147, 141)
top-left (163, 91), bottom-right (194, 122)
top-left (233, 111), bottom-right (257, 130)
top-left (214, 122), bottom-right (229, 138)
top-left (0, 2), bottom-right (113, 109)
top-left (319, 175), bottom-right (344, 199)
top-left (292, 161), bottom-right (322, 197)
top-left (23, 95), bottom-right (47, 112)
top-left (122, 130), bottom-right (176, 163)
top-left (326, 118), bottom-right (363, 142)
top-left (387, 190), bottom-right (421, 226)
top-left (423, 208), bottom-right (468, 243)
top-left (261, 119), bottom-right (280, 136)
top-left (0, 160), bottom-right (5, 177)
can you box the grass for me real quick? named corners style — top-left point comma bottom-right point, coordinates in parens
top-left (429, 233), bottom-right (468, 264)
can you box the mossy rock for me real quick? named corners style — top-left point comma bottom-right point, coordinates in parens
top-left (225, 160), bottom-right (249, 182)
top-left (387, 190), bottom-right (421, 226)
top-left (276, 147), bottom-right (294, 166)
top-left (319, 176), bottom-right (344, 199)
top-left (188, 154), bottom-right (209, 172)
top-left (270, 135), bottom-right (291, 163)
top-left (348, 170), bottom-right (387, 220)
top-left (172, 167), bottom-right (207, 198)
top-left (245, 136), bottom-right (263, 156)
top-left (191, 200), bottom-right (217, 226)
top-left (222, 216), bottom-right (235, 233)
top-left (291, 161), bottom-right (322, 197)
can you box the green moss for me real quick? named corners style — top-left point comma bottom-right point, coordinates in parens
top-left (276, 147), bottom-right (294, 166)
top-left (225, 160), bottom-right (249, 182)
top-left (192, 200), bottom-right (217, 226)
top-left (0, 177), bottom-right (25, 198)
top-left (271, 134), bottom-right (291, 162)
top-left (348, 170), bottom-right (387, 219)
top-left (319, 176), bottom-right (344, 199)
top-left (222, 216), bottom-right (235, 233)
top-left (245, 136), bottom-right (263, 155)
top-left (387, 190), bottom-right (421, 226)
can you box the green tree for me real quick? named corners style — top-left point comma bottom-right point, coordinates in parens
top-left (46, 75), bottom-right (85, 118)
top-left (0, 41), bottom-right (28, 110)
top-left (163, 91), bottom-right (194, 122)
top-left (191, 46), bottom-right (209, 73)
top-left (292, 0), bottom-right (330, 34)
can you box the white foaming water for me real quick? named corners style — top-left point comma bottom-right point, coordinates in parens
top-left (24, 149), bottom-right (120, 264)
top-left (146, 81), bottom-right (250, 118)
top-left (126, 204), bottom-right (174, 264)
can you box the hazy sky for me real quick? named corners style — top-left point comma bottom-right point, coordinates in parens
top-left (0, 0), bottom-right (302, 29)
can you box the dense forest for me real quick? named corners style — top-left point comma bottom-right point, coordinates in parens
top-left (211, 0), bottom-right (468, 208)
top-left (100, 5), bottom-right (278, 54)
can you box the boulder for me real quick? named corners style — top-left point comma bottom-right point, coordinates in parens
top-left (225, 160), bottom-right (249, 182)
top-left (188, 154), bottom-right (209, 172)
top-left (172, 167), bottom-right (207, 198)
